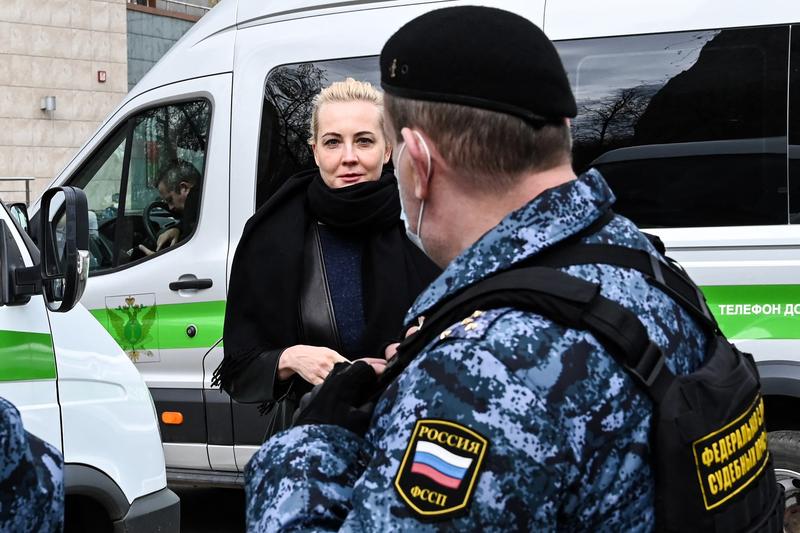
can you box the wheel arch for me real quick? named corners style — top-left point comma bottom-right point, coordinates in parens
top-left (65, 463), bottom-right (130, 522)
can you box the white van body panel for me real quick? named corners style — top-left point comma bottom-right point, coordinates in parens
top-left (647, 229), bottom-right (800, 367)
top-left (544, 0), bottom-right (797, 40)
top-left (49, 306), bottom-right (167, 503)
top-left (38, 75), bottom-right (232, 474)
top-left (237, 0), bottom-right (454, 27)
top-left (234, 445), bottom-right (258, 471)
top-left (651, 226), bottom-right (800, 289)
top-left (71, 73), bottom-right (231, 391)
top-left (0, 205), bottom-right (61, 449)
top-left (163, 442), bottom-right (209, 469)
top-left (734, 340), bottom-right (800, 366)
top-left (0, 197), bottom-right (169, 509)
top-left (0, 380), bottom-right (60, 448)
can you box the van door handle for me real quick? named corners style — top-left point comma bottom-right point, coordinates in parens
top-left (169, 278), bottom-right (213, 291)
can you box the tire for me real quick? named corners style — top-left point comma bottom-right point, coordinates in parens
top-left (64, 495), bottom-right (112, 533)
top-left (772, 431), bottom-right (800, 471)
top-left (769, 431), bottom-right (800, 532)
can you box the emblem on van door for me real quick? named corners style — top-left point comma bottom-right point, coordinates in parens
top-left (104, 294), bottom-right (159, 362)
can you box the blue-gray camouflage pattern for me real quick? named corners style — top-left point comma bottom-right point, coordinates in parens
top-left (0, 396), bottom-right (63, 533)
top-left (245, 169), bottom-right (708, 532)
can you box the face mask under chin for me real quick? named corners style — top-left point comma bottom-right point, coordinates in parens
top-left (395, 135), bottom-right (432, 255)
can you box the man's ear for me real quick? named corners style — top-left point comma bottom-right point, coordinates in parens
top-left (400, 128), bottom-right (432, 200)
top-left (179, 181), bottom-right (191, 194)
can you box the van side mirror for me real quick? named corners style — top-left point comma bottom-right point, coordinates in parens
top-left (8, 203), bottom-right (29, 235)
top-left (39, 187), bottom-right (89, 312)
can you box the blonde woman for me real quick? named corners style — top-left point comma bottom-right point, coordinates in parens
top-left (214, 78), bottom-right (439, 440)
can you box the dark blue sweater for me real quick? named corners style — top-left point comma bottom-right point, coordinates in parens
top-left (317, 224), bottom-right (366, 356)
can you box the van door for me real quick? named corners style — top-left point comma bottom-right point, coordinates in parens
top-left (0, 206), bottom-right (61, 450)
top-left (58, 74), bottom-right (231, 473)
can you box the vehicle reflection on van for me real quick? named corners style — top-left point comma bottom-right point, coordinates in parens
top-left (591, 138), bottom-right (789, 228)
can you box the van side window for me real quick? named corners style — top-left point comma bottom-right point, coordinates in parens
top-left (70, 100), bottom-right (211, 273)
top-left (256, 30), bottom-right (790, 226)
top-left (789, 26), bottom-right (800, 223)
top-left (557, 27), bottom-right (789, 228)
top-left (256, 58), bottom-right (380, 208)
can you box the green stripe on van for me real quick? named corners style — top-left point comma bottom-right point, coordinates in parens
top-left (0, 330), bottom-right (56, 381)
top-left (86, 284), bottom-right (800, 353)
top-left (701, 285), bottom-right (800, 340)
top-left (90, 300), bottom-right (226, 352)
top-left (157, 300), bottom-right (226, 348)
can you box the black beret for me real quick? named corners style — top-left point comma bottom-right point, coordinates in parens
top-left (380, 6), bottom-right (576, 124)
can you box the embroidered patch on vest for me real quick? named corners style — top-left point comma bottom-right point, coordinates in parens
top-left (692, 394), bottom-right (769, 510)
top-left (394, 419), bottom-right (489, 521)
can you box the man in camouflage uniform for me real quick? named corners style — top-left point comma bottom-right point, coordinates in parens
top-left (245, 6), bottom-right (707, 531)
top-left (0, 397), bottom-right (64, 532)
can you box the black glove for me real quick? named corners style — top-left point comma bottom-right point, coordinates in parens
top-left (292, 361), bottom-right (378, 436)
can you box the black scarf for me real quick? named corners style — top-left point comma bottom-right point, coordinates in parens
top-left (306, 171), bottom-right (401, 231)
top-left (213, 168), bottom-right (440, 398)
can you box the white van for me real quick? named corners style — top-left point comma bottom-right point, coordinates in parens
top-left (3, 188), bottom-right (178, 530)
top-left (27, 0), bottom-right (800, 492)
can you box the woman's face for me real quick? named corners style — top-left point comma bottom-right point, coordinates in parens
top-left (312, 100), bottom-right (392, 189)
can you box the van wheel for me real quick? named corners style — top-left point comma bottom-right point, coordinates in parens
top-left (65, 495), bottom-right (112, 533)
top-left (769, 431), bottom-right (800, 531)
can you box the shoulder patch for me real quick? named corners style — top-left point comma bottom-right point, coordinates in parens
top-left (394, 419), bottom-right (489, 521)
top-left (437, 309), bottom-right (505, 341)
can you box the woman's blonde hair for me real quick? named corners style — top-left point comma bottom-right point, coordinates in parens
top-left (308, 78), bottom-right (385, 144)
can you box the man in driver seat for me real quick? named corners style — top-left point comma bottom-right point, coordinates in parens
top-left (139, 159), bottom-right (201, 255)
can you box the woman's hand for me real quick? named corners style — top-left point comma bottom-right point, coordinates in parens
top-left (278, 345), bottom-right (349, 385)
top-left (384, 317), bottom-right (425, 360)
top-left (354, 357), bottom-right (388, 377)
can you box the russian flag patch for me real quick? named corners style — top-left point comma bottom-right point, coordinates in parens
top-left (394, 419), bottom-right (488, 520)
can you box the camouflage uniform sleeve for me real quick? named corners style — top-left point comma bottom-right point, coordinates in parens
top-left (245, 424), bottom-right (373, 532)
top-left (245, 309), bottom-right (573, 531)
top-left (0, 397), bottom-right (64, 533)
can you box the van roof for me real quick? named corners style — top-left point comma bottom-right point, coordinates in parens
top-left (235, 0), bottom-right (431, 27)
top-left (129, 0), bottom-right (799, 100)
top-left (129, 0), bottom-right (440, 99)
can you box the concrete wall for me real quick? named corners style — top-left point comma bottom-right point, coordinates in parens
top-left (127, 9), bottom-right (196, 91)
top-left (0, 0), bottom-right (128, 203)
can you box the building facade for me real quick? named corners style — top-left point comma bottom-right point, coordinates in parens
top-left (0, 0), bottom-right (206, 203)
top-left (127, 3), bottom-right (201, 91)
top-left (0, 1), bottom-right (128, 202)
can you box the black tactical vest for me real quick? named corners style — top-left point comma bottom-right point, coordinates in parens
top-left (381, 213), bottom-right (784, 532)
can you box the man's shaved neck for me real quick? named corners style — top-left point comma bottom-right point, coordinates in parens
top-left (425, 162), bottom-right (577, 267)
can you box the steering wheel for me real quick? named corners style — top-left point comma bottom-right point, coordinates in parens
top-left (143, 200), bottom-right (171, 245)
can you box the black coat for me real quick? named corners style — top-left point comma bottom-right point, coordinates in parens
top-left (213, 169), bottom-right (440, 438)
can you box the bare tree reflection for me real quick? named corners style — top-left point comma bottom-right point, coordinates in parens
top-left (576, 87), bottom-right (649, 147)
top-left (573, 87), bottom-right (651, 173)
top-left (257, 63), bottom-right (326, 203)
